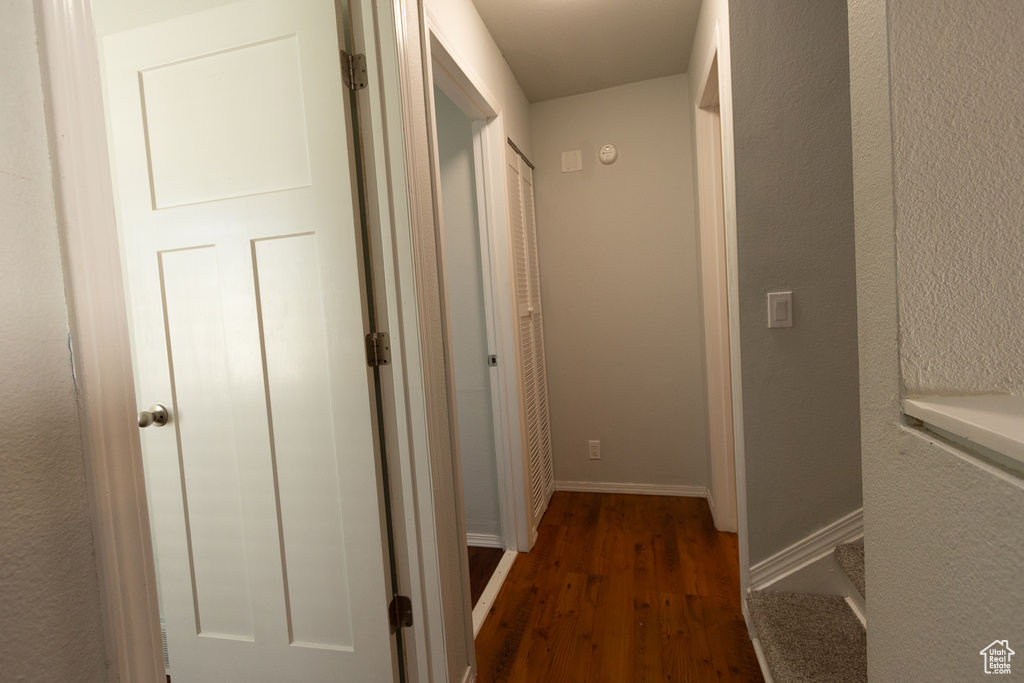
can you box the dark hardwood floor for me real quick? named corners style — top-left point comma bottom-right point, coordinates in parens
top-left (469, 545), bottom-right (506, 607)
top-left (474, 492), bottom-right (764, 682)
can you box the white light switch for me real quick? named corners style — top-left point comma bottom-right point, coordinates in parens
top-left (561, 150), bottom-right (583, 173)
top-left (767, 291), bottom-right (793, 328)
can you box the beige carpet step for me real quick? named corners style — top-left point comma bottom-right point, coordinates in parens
top-left (748, 590), bottom-right (866, 683)
top-left (834, 538), bottom-right (865, 598)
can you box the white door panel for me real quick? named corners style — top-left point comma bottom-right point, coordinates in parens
top-left (102, 0), bottom-right (395, 679)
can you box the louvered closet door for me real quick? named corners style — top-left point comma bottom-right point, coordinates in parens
top-left (506, 143), bottom-right (554, 545)
top-left (521, 163), bottom-right (555, 519)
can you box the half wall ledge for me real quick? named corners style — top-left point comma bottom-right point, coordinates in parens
top-left (904, 395), bottom-right (1024, 477)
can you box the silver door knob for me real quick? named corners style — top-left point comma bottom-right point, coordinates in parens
top-left (138, 404), bottom-right (169, 428)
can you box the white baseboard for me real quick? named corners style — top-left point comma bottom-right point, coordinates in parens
top-left (554, 480), bottom-right (708, 498)
top-left (465, 533), bottom-right (503, 549)
top-left (749, 507), bottom-right (863, 590)
top-left (472, 550), bottom-right (516, 638)
top-left (845, 595), bottom-right (867, 628)
top-left (705, 489), bottom-right (738, 533)
top-left (750, 636), bottom-right (776, 683)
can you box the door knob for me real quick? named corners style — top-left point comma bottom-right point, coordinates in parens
top-left (138, 404), bottom-right (169, 428)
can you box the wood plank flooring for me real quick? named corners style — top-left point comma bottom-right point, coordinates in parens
top-left (474, 492), bottom-right (764, 682)
top-left (469, 546), bottom-right (506, 607)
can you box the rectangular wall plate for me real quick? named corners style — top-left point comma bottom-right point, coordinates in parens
top-left (767, 291), bottom-right (793, 328)
top-left (561, 150), bottom-right (583, 173)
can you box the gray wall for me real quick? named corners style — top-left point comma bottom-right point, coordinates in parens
top-left (728, 0), bottom-right (862, 564)
top-left (530, 75), bottom-right (708, 490)
top-left (0, 2), bottom-right (108, 679)
top-left (434, 86), bottom-right (502, 542)
top-left (850, 0), bottom-right (1024, 678)
top-left (890, 1), bottom-right (1024, 397)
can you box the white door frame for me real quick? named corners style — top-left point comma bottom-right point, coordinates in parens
top-left (424, 10), bottom-right (531, 555)
top-left (37, 0), bottom-right (460, 681)
top-left (690, 23), bottom-right (753, 604)
top-left (695, 52), bottom-right (738, 535)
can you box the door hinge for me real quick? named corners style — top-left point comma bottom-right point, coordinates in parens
top-left (388, 594), bottom-right (413, 633)
top-left (341, 50), bottom-right (368, 91)
top-left (365, 331), bottom-right (391, 367)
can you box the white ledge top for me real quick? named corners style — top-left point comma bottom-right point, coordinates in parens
top-left (904, 394), bottom-right (1024, 468)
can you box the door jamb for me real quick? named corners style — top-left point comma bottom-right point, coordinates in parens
top-left (37, 0), bottom-right (447, 680)
top-left (379, 0), bottom-right (478, 680)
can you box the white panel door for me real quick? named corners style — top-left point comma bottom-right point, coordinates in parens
top-left (103, 1), bottom-right (396, 680)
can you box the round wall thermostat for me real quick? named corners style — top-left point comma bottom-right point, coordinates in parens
top-left (598, 143), bottom-right (618, 165)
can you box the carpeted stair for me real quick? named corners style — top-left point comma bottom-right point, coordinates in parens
top-left (748, 538), bottom-right (867, 682)
top-left (748, 591), bottom-right (867, 682)
top-left (834, 538), bottom-right (865, 598)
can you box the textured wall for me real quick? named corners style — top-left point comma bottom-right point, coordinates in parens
top-left (890, 1), bottom-right (1024, 397)
top-left (728, 0), bottom-right (863, 565)
top-left (434, 86), bottom-right (502, 541)
top-left (850, 0), bottom-right (1024, 678)
top-left (0, 2), bottom-right (109, 679)
top-left (868, 431), bottom-right (1024, 678)
top-left (530, 75), bottom-right (708, 489)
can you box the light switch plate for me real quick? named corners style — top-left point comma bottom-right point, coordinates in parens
top-left (767, 291), bottom-right (793, 328)
top-left (561, 150), bottom-right (583, 173)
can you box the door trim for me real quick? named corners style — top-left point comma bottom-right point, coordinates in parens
top-left (426, 10), bottom-right (531, 555)
top-left (690, 22), bottom-right (753, 609)
top-left (38, 0), bottom-right (450, 680)
top-left (37, 2), bottom-right (163, 679)
top-left (695, 51), bottom-right (739, 534)
top-left (355, 0), bottom-right (484, 679)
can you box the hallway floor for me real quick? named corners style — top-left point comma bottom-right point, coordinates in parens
top-left (469, 545), bottom-right (505, 607)
top-left (474, 492), bottom-right (764, 682)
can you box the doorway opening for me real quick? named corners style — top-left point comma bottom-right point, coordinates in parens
top-left (421, 14), bottom-right (749, 673)
top-left (425, 29), bottom-right (527, 638)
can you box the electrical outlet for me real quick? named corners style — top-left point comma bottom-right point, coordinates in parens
top-left (588, 440), bottom-right (601, 460)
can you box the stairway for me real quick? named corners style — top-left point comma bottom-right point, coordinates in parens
top-left (747, 539), bottom-right (867, 683)
top-left (834, 538), bottom-right (865, 598)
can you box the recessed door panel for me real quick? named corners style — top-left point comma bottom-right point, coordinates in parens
top-left (252, 234), bottom-right (354, 650)
top-left (140, 35), bottom-right (311, 209)
top-left (160, 245), bottom-right (255, 640)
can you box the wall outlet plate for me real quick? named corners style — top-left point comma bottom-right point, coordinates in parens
top-left (588, 440), bottom-right (601, 460)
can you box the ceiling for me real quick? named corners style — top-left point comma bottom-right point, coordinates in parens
top-left (470, 0), bottom-right (703, 103)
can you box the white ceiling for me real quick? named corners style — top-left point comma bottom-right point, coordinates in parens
top-left (470, 0), bottom-right (703, 103)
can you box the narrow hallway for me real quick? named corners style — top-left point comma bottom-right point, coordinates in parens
top-left (475, 492), bottom-right (763, 681)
